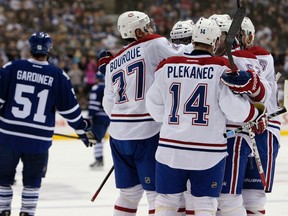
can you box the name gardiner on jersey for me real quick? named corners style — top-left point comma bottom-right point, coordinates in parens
top-left (167, 65), bottom-right (214, 79)
top-left (110, 47), bottom-right (141, 72)
top-left (17, 70), bottom-right (54, 86)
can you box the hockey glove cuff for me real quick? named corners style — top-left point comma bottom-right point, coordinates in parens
top-left (76, 119), bottom-right (97, 147)
top-left (98, 50), bottom-right (114, 75)
top-left (221, 69), bottom-right (262, 97)
top-left (251, 103), bottom-right (268, 134)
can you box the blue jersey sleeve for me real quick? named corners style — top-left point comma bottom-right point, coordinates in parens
top-left (55, 70), bottom-right (85, 130)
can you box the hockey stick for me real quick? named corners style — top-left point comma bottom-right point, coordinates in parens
top-left (224, 107), bottom-right (286, 187)
top-left (91, 165), bottom-right (114, 202)
top-left (247, 126), bottom-right (266, 187)
top-left (224, 107), bottom-right (287, 138)
top-left (53, 133), bottom-right (80, 139)
top-left (225, 6), bottom-right (246, 72)
top-left (276, 72), bottom-right (282, 82)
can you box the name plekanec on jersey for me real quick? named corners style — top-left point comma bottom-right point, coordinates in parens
top-left (167, 65), bottom-right (214, 79)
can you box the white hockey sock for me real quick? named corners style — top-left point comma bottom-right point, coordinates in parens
top-left (114, 185), bottom-right (144, 216)
top-left (177, 193), bottom-right (186, 216)
top-left (21, 187), bottom-right (40, 216)
top-left (146, 190), bottom-right (157, 215)
top-left (0, 186), bottom-right (13, 212)
top-left (155, 193), bottom-right (182, 216)
top-left (216, 194), bottom-right (246, 216)
top-left (243, 189), bottom-right (266, 215)
top-left (94, 142), bottom-right (103, 160)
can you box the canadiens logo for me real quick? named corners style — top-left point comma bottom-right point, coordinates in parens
top-left (128, 13), bottom-right (134, 17)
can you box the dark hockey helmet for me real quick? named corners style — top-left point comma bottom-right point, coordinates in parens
top-left (95, 71), bottom-right (105, 82)
top-left (29, 32), bottom-right (52, 55)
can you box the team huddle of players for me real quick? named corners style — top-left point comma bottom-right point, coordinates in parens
top-left (100, 11), bottom-right (279, 216)
top-left (0, 8), bottom-right (279, 216)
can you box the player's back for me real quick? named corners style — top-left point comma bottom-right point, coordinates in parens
top-left (104, 34), bottom-right (185, 140)
top-left (146, 51), bottom-right (256, 170)
top-left (155, 53), bottom-right (232, 144)
top-left (0, 59), bottom-right (79, 152)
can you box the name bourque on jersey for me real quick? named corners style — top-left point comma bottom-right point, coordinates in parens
top-left (0, 59), bottom-right (84, 153)
top-left (146, 51), bottom-right (258, 170)
top-left (103, 34), bottom-right (187, 140)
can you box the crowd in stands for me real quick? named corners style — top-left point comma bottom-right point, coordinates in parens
top-left (0, 0), bottom-right (287, 108)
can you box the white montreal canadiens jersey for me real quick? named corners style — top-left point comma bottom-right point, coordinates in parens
top-left (225, 49), bottom-right (273, 148)
top-left (103, 34), bottom-right (186, 140)
top-left (146, 51), bottom-right (257, 170)
top-left (248, 46), bottom-right (281, 142)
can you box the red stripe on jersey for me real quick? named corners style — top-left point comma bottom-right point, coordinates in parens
top-left (111, 113), bottom-right (151, 117)
top-left (114, 205), bottom-right (137, 213)
top-left (232, 50), bottom-right (258, 59)
top-left (156, 55), bottom-right (231, 71)
top-left (247, 46), bottom-right (270, 56)
top-left (268, 120), bottom-right (281, 125)
top-left (244, 103), bottom-right (256, 122)
top-left (114, 34), bottom-right (164, 58)
top-left (160, 138), bottom-right (226, 147)
top-left (231, 137), bottom-right (241, 194)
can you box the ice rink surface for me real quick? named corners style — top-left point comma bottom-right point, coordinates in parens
top-left (10, 136), bottom-right (288, 216)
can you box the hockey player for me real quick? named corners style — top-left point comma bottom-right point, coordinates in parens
top-left (146, 17), bottom-right (267, 216)
top-left (102, 11), bottom-right (188, 216)
top-left (88, 71), bottom-right (110, 168)
top-left (239, 17), bottom-right (281, 216)
top-left (169, 19), bottom-right (196, 216)
top-left (0, 32), bottom-right (95, 216)
top-left (170, 19), bottom-right (194, 48)
top-left (209, 14), bottom-right (271, 216)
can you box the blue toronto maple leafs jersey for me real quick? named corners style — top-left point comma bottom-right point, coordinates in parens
top-left (0, 58), bottom-right (85, 153)
top-left (88, 82), bottom-right (107, 118)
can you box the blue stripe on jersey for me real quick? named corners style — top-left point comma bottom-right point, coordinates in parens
top-left (267, 124), bottom-right (280, 130)
top-left (158, 143), bottom-right (227, 152)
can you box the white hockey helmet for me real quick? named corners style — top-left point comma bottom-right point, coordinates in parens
top-left (117, 11), bottom-right (151, 39)
top-left (208, 14), bottom-right (232, 33)
top-left (170, 20), bottom-right (194, 39)
top-left (241, 17), bottom-right (255, 36)
top-left (192, 17), bottom-right (221, 46)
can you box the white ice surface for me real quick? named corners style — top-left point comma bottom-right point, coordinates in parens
top-left (10, 136), bottom-right (288, 216)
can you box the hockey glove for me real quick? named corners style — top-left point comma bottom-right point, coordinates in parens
top-left (76, 119), bottom-right (97, 147)
top-left (221, 69), bottom-right (263, 97)
top-left (251, 103), bottom-right (268, 134)
top-left (98, 50), bottom-right (114, 75)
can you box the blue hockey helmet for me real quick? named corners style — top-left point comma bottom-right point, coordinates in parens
top-left (29, 32), bottom-right (52, 55)
top-left (95, 71), bottom-right (105, 81)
